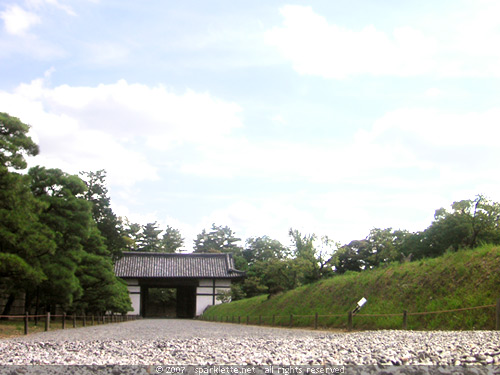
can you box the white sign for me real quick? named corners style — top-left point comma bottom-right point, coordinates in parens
top-left (357, 297), bottom-right (367, 307)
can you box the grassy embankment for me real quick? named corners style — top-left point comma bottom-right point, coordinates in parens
top-left (202, 245), bottom-right (500, 330)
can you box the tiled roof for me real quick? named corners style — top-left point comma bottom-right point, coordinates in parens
top-left (114, 252), bottom-right (245, 279)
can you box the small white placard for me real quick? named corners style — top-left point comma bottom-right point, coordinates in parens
top-left (357, 297), bottom-right (367, 307)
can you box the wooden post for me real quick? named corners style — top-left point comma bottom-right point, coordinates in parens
top-left (92, 315), bottom-right (95, 326)
top-left (496, 298), bottom-right (500, 330)
top-left (73, 314), bottom-right (76, 328)
top-left (45, 312), bottom-right (50, 331)
top-left (314, 312), bottom-right (318, 330)
top-left (289, 314), bottom-right (293, 327)
top-left (24, 312), bottom-right (29, 335)
top-left (238, 316), bottom-right (241, 324)
top-left (62, 313), bottom-right (66, 330)
top-left (246, 315), bottom-right (249, 325)
top-left (347, 311), bottom-right (353, 331)
top-left (403, 310), bottom-right (408, 330)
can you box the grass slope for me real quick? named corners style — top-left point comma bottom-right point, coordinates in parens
top-left (203, 245), bottom-right (500, 330)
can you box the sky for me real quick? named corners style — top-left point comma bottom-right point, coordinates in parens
top-left (1, 0), bottom-right (500, 252)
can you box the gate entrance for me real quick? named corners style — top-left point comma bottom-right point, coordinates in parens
top-left (144, 288), bottom-right (176, 318)
top-left (114, 252), bottom-right (245, 317)
top-left (140, 280), bottom-right (197, 318)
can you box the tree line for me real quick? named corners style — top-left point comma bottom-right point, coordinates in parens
top-left (2, 112), bottom-right (500, 313)
top-left (0, 113), bottom-right (132, 316)
top-left (205, 194), bottom-right (500, 301)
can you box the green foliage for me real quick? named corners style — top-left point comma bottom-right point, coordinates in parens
top-left (194, 224), bottom-right (242, 254)
top-left (122, 219), bottom-right (142, 251)
top-left (80, 170), bottom-right (127, 260)
top-left (0, 114), bottom-right (132, 315)
top-left (0, 112), bottom-right (39, 170)
top-left (161, 226), bottom-right (184, 253)
top-left (106, 277), bottom-right (133, 314)
top-left (243, 235), bottom-right (289, 264)
top-left (149, 288), bottom-right (176, 304)
top-left (75, 225), bottom-right (132, 314)
top-left (0, 171), bottom-right (55, 286)
top-left (123, 220), bottom-right (184, 253)
top-left (0, 115), bottom-right (55, 314)
top-left (138, 222), bottom-right (163, 252)
top-left (28, 166), bottom-right (91, 309)
top-left (216, 289), bottom-right (232, 303)
top-left (230, 283), bottom-right (246, 301)
top-left (240, 276), bottom-right (268, 298)
top-left (0, 253), bottom-right (45, 285)
top-left (407, 195), bottom-right (500, 260)
top-left (289, 228), bottom-right (316, 261)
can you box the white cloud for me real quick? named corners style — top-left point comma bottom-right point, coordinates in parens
top-left (266, 4), bottom-right (500, 78)
top-left (25, 0), bottom-right (77, 16)
top-left (0, 77), bottom-right (243, 187)
top-left (425, 88), bottom-right (442, 97)
top-left (83, 42), bottom-right (130, 66)
top-left (180, 102), bottom-right (500, 187)
top-left (265, 5), bottom-right (437, 79)
top-left (362, 107), bottom-right (500, 148)
top-left (271, 114), bottom-right (287, 126)
top-left (0, 5), bottom-right (40, 35)
top-left (43, 0), bottom-right (76, 16)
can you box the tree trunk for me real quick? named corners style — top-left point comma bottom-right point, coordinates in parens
top-left (1, 293), bottom-right (16, 319)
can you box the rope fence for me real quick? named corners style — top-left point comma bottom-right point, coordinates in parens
top-left (0, 312), bottom-right (141, 335)
top-left (201, 298), bottom-right (500, 331)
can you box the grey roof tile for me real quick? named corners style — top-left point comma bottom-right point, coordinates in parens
top-left (114, 252), bottom-right (245, 279)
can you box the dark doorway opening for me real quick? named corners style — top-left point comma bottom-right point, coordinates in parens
top-left (146, 288), bottom-right (177, 318)
top-left (176, 286), bottom-right (196, 318)
top-left (141, 283), bottom-right (197, 319)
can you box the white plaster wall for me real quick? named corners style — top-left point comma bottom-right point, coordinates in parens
top-left (125, 280), bottom-right (141, 315)
top-left (195, 279), bottom-right (233, 316)
top-left (198, 279), bottom-right (213, 287)
top-left (196, 286), bottom-right (213, 294)
top-left (215, 279), bottom-right (231, 287)
top-left (129, 293), bottom-right (141, 315)
top-left (196, 295), bottom-right (214, 316)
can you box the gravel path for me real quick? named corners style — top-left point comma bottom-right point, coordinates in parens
top-left (0, 319), bottom-right (499, 365)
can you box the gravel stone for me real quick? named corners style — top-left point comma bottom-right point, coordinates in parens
top-left (0, 319), bottom-right (499, 365)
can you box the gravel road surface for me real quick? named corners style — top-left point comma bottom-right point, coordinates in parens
top-left (0, 319), bottom-right (499, 365)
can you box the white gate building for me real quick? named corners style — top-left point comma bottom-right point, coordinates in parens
top-left (114, 252), bottom-right (245, 317)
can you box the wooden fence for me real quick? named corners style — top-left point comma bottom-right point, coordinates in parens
top-left (201, 299), bottom-right (500, 331)
top-left (0, 313), bottom-right (141, 335)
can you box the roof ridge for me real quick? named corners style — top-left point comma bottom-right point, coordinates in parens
top-left (115, 252), bottom-right (246, 279)
top-left (121, 252), bottom-right (228, 257)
